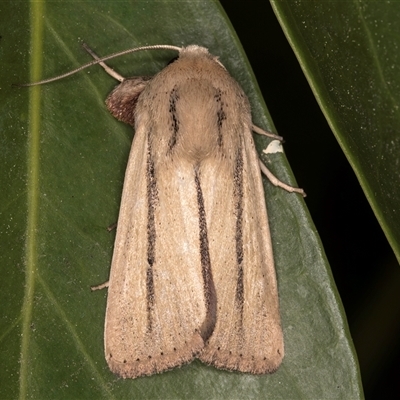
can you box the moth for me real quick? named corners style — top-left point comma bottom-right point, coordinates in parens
top-left (24, 43), bottom-right (304, 378)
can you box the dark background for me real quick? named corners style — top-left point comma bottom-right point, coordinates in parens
top-left (220, 1), bottom-right (400, 398)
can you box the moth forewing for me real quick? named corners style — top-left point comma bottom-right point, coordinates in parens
top-left (196, 91), bottom-right (283, 374)
top-left (104, 68), bottom-right (212, 378)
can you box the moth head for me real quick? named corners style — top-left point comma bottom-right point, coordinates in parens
top-left (179, 45), bottom-right (226, 70)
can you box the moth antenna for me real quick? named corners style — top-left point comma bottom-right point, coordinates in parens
top-left (15, 44), bottom-right (182, 87)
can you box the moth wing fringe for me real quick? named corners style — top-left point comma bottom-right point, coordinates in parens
top-left (107, 334), bottom-right (204, 379)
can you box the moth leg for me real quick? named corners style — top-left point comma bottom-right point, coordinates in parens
top-left (107, 222), bottom-right (117, 232)
top-left (82, 43), bottom-right (125, 82)
top-left (91, 281), bottom-right (109, 291)
top-left (91, 219), bottom-right (118, 290)
top-left (252, 124), bottom-right (305, 196)
top-left (252, 124), bottom-right (283, 141)
top-left (259, 160), bottom-right (306, 197)
top-left (90, 222), bottom-right (116, 291)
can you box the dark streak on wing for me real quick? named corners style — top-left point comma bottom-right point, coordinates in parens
top-left (233, 149), bottom-right (244, 330)
top-left (168, 86), bottom-right (180, 151)
top-left (146, 135), bottom-right (158, 333)
top-left (214, 89), bottom-right (226, 147)
top-left (195, 168), bottom-right (217, 342)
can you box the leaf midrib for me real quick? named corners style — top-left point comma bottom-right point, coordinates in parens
top-left (19, 2), bottom-right (44, 399)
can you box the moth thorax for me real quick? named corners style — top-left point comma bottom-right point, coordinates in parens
top-left (172, 81), bottom-right (222, 163)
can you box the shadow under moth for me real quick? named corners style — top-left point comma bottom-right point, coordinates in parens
top-left (25, 43), bottom-right (304, 379)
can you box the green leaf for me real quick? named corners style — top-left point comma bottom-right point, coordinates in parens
top-left (271, 0), bottom-right (400, 264)
top-left (0, 0), bottom-right (361, 398)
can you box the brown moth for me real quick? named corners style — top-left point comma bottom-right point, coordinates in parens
top-left (91, 44), bottom-right (304, 378)
top-left (24, 43), bottom-right (304, 378)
